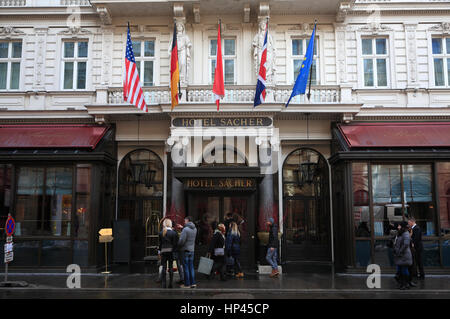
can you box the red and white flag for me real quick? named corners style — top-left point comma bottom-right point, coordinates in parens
top-left (212, 21), bottom-right (224, 111)
top-left (123, 24), bottom-right (147, 112)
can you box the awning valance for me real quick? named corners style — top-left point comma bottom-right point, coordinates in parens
top-left (0, 125), bottom-right (109, 150)
top-left (338, 123), bottom-right (450, 149)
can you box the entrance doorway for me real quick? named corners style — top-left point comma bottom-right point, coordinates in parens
top-left (186, 192), bottom-right (257, 271)
top-left (118, 149), bottom-right (164, 262)
top-left (119, 198), bottom-right (162, 261)
top-left (282, 148), bottom-right (332, 271)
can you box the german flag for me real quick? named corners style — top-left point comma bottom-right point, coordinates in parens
top-left (170, 22), bottom-right (180, 110)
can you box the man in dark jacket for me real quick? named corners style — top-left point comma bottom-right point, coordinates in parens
top-left (208, 223), bottom-right (227, 281)
top-left (408, 217), bottom-right (425, 279)
top-left (178, 216), bottom-right (198, 288)
top-left (266, 217), bottom-right (279, 278)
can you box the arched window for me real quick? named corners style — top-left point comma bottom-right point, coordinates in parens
top-left (119, 149), bottom-right (164, 198)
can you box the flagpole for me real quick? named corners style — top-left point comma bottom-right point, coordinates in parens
top-left (306, 20), bottom-right (317, 102)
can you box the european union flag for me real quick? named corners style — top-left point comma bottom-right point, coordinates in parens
top-left (286, 23), bottom-right (316, 108)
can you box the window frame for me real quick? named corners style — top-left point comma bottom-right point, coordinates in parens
top-left (131, 39), bottom-right (157, 87)
top-left (431, 37), bottom-right (450, 87)
top-left (0, 40), bottom-right (23, 91)
top-left (208, 37), bottom-right (237, 85)
top-left (60, 40), bottom-right (89, 91)
top-left (360, 37), bottom-right (390, 88)
top-left (290, 37), bottom-right (320, 85)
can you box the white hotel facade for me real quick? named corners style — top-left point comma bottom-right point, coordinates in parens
top-left (0, 0), bottom-right (449, 273)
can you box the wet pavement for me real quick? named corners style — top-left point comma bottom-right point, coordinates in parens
top-left (0, 265), bottom-right (449, 299)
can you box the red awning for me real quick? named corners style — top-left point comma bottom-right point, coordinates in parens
top-left (0, 125), bottom-right (109, 149)
top-left (338, 123), bottom-right (450, 148)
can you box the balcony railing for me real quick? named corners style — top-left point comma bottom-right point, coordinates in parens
top-left (0, 0), bottom-right (90, 6)
top-left (107, 85), bottom-right (342, 106)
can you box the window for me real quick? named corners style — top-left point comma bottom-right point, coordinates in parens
top-left (209, 38), bottom-right (236, 85)
top-left (361, 38), bottom-right (388, 87)
top-left (0, 165), bottom-right (12, 230)
top-left (353, 163), bottom-right (370, 238)
top-left (351, 162), bottom-right (441, 268)
top-left (0, 41), bottom-right (22, 90)
top-left (15, 167), bottom-right (73, 237)
top-left (62, 41), bottom-right (88, 89)
top-left (432, 37), bottom-right (450, 86)
top-left (291, 38), bottom-right (318, 84)
top-left (132, 40), bottom-right (155, 86)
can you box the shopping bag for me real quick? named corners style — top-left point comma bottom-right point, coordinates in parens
top-left (197, 256), bottom-right (214, 275)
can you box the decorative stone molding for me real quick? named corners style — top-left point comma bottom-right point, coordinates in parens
top-left (193, 4), bottom-right (200, 24)
top-left (288, 23), bottom-right (314, 35)
top-left (173, 2), bottom-right (184, 17)
top-left (342, 113), bottom-right (354, 124)
top-left (334, 23), bottom-right (347, 84)
top-left (34, 27), bottom-right (48, 90)
top-left (0, 26), bottom-right (25, 37)
top-left (244, 4), bottom-right (250, 23)
top-left (358, 23), bottom-right (392, 35)
top-left (429, 22), bottom-right (450, 35)
top-left (58, 26), bottom-right (92, 35)
top-left (258, 2), bottom-right (270, 19)
top-left (404, 23), bottom-right (418, 86)
top-left (336, 1), bottom-right (354, 23)
top-left (96, 6), bottom-right (112, 25)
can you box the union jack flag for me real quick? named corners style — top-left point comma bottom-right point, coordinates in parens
top-left (123, 24), bottom-right (147, 112)
top-left (254, 21), bottom-right (268, 107)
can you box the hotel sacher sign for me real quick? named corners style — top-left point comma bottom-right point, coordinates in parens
top-left (172, 117), bottom-right (272, 127)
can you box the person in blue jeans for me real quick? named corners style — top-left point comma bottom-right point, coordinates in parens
top-left (178, 216), bottom-right (197, 288)
top-left (266, 218), bottom-right (279, 278)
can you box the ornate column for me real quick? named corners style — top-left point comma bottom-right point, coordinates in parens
top-left (166, 136), bottom-right (188, 225)
top-left (256, 136), bottom-right (279, 232)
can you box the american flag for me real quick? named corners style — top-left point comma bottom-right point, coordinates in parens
top-left (123, 24), bottom-right (147, 112)
top-left (254, 21), bottom-right (268, 107)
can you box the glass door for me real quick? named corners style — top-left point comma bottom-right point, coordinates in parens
top-left (186, 192), bottom-right (256, 270)
top-left (283, 197), bottom-right (330, 263)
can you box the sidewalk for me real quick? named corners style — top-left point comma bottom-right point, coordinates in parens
top-left (0, 269), bottom-right (449, 299)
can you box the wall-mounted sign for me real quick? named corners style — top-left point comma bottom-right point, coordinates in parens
top-left (172, 117), bottom-right (272, 128)
top-left (184, 178), bottom-right (257, 190)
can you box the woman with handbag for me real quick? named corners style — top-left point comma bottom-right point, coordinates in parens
top-left (226, 222), bottom-right (244, 278)
top-left (208, 223), bottom-right (227, 281)
top-left (158, 218), bottom-right (179, 288)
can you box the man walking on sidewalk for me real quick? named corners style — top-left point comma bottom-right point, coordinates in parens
top-left (266, 218), bottom-right (279, 278)
top-left (178, 216), bottom-right (198, 288)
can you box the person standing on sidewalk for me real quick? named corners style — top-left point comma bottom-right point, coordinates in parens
top-left (393, 221), bottom-right (413, 290)
top-left (226, 221), bottom-right (244, 278)
top-left (178, 216), bottom-right (198, 288)
top-left (408, 217), bottom-right (425, 280)
top-left (208, 223), bottom-right (227, 281)
top-left (266, 217), bottom-right (279, 278)
top-left (158, 218), bottom-right (178, 288)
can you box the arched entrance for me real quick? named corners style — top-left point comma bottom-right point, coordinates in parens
top-left (118, 149), bottom-right (164, 262)
top-left (282, 148), bottom-right (332, 269)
